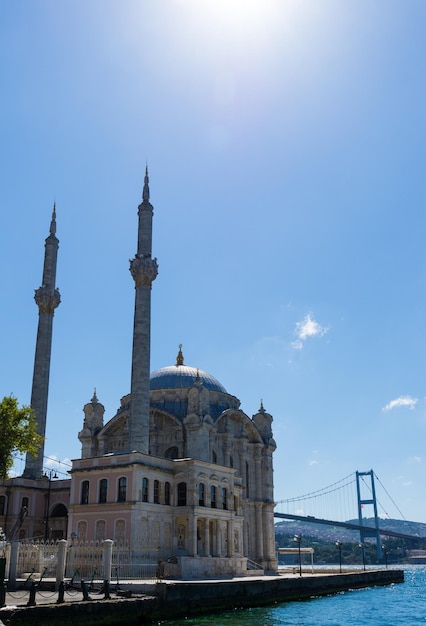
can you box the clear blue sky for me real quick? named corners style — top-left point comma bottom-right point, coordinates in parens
top-left (1, 0), bottom-right (426, 523)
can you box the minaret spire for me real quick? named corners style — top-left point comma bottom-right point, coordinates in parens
top-left (142, 165), bottom-right (150, 202)
top-left (50, 203), bottom-right (56, 235)
top-left (129, 169), bottom-right (158, 453)
top-left (23, 205), bottom-right (61, 479)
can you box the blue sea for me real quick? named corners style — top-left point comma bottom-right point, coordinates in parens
top-left (165, 567), bottom-right (426, 626)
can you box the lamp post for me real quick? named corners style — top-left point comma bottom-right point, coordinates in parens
top-left (44, 470), bottom-right (58, 541)
top-left (336, 541), bottom-right (342, 573)
top-left (382, 544), bottom-right (388, 569)
top-left (294, 535), bottom-right (302, 577)
top-left (359, 543), bottom-right (366, 571)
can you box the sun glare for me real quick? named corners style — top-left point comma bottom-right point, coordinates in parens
top-left (173, 0), bottom-right (284, 41)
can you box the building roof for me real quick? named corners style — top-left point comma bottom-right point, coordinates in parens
top-left (150, 364), bottom-right (228, 394)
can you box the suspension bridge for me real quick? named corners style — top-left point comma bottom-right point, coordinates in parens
top-left (274, 470), bottom-right (426, 559)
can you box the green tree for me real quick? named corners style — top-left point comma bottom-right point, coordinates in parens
top-left (0, 396), bottom-right (44, 479)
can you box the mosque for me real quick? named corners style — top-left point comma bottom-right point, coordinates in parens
top-left (0, 171), bottom-right (278, 578)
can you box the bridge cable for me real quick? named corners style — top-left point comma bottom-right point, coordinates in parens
top-left (374, 472), bottom-right (407, 521)
top-left (276, 472), bottom-right (356, 505)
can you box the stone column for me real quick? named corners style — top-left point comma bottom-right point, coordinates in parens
top-left (188, 516), bottom-right (197, 556)
top-left (255, 504), bottom-right (263, 562)
top-left (129, 168), bottom-right (158, 453)
top-left (243, 510), bottom-right (249, 557)
top-left (254, 447), bottom-right (262, 500)
top-left (227, 519), bottom-right (234, 557)
top-left (211, 521), bottom-right (217, 556)
top-left (24, 206), bottom-right (60, 479)
top-left (204, 517), bottom-right (210, 556)
top-left (217, 521), bottom-right (223, 557)
top-left (263, 502), bottom-right (278, 569)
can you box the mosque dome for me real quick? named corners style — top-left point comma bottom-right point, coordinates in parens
top-left (150, 364), bottom-right (227, 393)
top-left (150, 345), bottom-right (227, 394)
top-left (148, 346), bottom-right (236, 421)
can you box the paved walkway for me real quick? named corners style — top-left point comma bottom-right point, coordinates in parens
top-left (0, 572), bottom-right (308, 609)
top-left (0, 570), bottom-right (359, 610)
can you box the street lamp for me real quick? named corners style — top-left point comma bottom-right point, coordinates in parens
top-left (382, 544), bottom-right (388, 569)
top-left (336, 541), bottom-right (343, 573)
top-left (294, 535), bottom-right (302, 577)
top-left (44, 470), bottom-right (58, 541)
top-left (359, 543), bottom-right (366, 571)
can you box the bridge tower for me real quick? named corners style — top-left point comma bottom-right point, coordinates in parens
top-left (356, 470), bottom-right (382, 560)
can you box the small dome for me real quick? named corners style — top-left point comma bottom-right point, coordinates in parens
top-left (150, 365), bottom-right (227, 394)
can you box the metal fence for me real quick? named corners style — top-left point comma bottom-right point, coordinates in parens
top-left (10, 540), bottom-right (166, 584)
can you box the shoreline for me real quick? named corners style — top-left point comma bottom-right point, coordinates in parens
top-left (0, 569), bottom-right (404, 625)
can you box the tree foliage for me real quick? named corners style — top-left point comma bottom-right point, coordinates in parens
top-left (0, 396), bottom-right (44, 479)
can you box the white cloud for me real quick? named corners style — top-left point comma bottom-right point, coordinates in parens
top-left (309, 459), bottom-right (318, 466)
top-left (382, 395), bottom-right (418, 412)
top-left (408, 456), bottom-right (422, 464)
top-left (292, 313), bottom-right (329, 349)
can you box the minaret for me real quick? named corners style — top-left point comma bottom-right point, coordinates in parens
top-left (23, 206), bottom-right (61, 479)
top-left (129, 168), bottom-right (158, 453)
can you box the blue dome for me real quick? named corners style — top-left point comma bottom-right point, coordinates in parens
top-left (150, 365), bottom-right (227, 394)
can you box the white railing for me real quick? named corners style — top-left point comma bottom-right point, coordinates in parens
top-left (7, 539), bottom-right (166, 584)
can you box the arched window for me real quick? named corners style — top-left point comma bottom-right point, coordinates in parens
top-left (77, 520), bottom-right (87, 541)
top-left (229, 455), bottom-right (234, 468)
top-left (154, 480), bottom-right (160, 504)
top-left (0, 496), bottom-right (5, 516)
top-left (212, 450), bottom-right (217, 464)
top-left (95, 520), bottom-right (106, 542)
top-left (99, 479), bottom-right (108, 504)
top-left (164, 481), bottom-right (171, 505)
top-left (51, 503), bottom-right (67, 518)
top-left (210, 485), bottom-right (217, 508)
top-left (142, 477), bottom-right (149, 502)
top-left (165, 446), bottom-right (179, 459)
top-left (81, 481), bottom-right (89, 505)
top-left (177, 482), bottom-right (187, 506)
top-left (221, 487), bottom-right (227, 510)
top-left (198, 483), bottom-right (205, 506)
top-left (115, 519), bottom-right (125, 543)
top-left (21, 496), bottom-right (29, 510)
top-left (117, 477), bottom-right (127, 502)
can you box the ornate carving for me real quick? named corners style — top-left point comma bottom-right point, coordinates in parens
top-left (129, 254), bottom-right (158, 286)
top-left (34, 286), bottom-right (61, 313)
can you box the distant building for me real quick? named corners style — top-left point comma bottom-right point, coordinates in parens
top-left (0, 170), bottom-right (277, 578)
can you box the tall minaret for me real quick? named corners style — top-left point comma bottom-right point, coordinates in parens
top-left (129, 168), bottom-right (158, 453)
top-left (23, 206), bottom-right (61, 479)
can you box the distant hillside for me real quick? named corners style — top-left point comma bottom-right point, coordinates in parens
top-left (275, 517), bottom-right (426, 543)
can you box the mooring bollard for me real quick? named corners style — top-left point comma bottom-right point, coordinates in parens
top-left (81, 580), bottom-right (91, 601)
top-left (26, 581), bottom-right (37, 607)
top-left (103, 580), bottom-right (110, 600)
top-left (56, 580), bottom-right (65, 604)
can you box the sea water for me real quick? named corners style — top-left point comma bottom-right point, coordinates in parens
top-left (165, 566), bottom-right (426, 626)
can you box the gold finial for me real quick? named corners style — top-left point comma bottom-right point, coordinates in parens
top-left (176, 344), bottom-right (184, 366)
top-left (92, 388), bottom-right (98, 403)
top-left (259, 399), bottom-right (265, 412)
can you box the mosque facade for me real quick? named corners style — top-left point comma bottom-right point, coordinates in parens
top-left (0, 171), bottom-right (278, 578)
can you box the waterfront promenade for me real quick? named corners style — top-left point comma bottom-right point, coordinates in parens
top-left (0, 569), bottom-right (404, 626)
